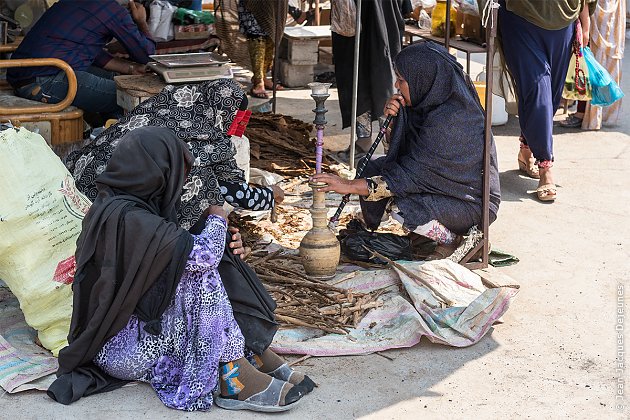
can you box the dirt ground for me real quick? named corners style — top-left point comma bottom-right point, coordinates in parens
top-left (3, 48), bottom-right (629, 419)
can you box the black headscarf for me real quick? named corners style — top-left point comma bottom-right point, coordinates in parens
top-left (376, 41), bottom-right (501, 231)
top-left (49, 127), bottom-right (194, 404)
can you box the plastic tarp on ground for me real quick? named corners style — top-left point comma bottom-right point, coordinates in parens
top-left (0, 287), bottom-right (57, 393)
top-left (0, 260), bottom-right (519, 393)
top-left (271, 259), bottom-right (519, 356)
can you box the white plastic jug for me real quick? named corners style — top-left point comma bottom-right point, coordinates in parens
top-left (476, 68), bottom-right (508, 126)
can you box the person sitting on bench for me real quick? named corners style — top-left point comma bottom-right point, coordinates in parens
top-left (7, 0), bottom-right (155, 119)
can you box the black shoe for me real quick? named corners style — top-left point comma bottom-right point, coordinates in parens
top-left (332, 147), bottom-right (367, 165)
top-left (558, 114), bottom-right (583, 128)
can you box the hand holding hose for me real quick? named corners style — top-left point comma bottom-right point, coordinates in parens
top-left (383, 93), bottom-right (406, 117)
top-left (309, 174), bottom-right (368, 196)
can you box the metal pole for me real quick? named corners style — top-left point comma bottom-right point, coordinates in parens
top-left (349, 0), bottom-right (362, 170)
top-left (272, 0), bottom-right (282, 113)
top-left (461, 1), bottom-right (497, 270)
top-left (480, 6), bottom-right (498, 269)
top-left (445, 0), bottom-right (451, 50)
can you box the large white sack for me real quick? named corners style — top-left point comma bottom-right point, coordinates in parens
top-left (0, 127), bottom-right (90, 356)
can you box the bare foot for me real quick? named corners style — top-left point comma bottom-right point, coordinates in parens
top-left (264, 79), bottom-right (284, 90)
top-left (519, 145), bottom-right (534, 161)
top-left (250, 82), bottom-right (268, 99)
top-left (536, 166), bottom-right (557, 201)
top-left (518, 147), bottom-right (539, 179)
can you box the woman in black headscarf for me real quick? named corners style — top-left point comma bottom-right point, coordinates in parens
top-left (65, 78), bottom-right (286, 361)
top-left (312, 41), bottom-right (501, 259)
top-left (48, 127), bottom-right (308, 412)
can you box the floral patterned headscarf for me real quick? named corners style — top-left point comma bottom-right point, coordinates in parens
top-left (66, 78), bottom-right (248, 229)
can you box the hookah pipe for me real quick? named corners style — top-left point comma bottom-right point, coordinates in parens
top-left (328, 112), bottom-right (395, 229)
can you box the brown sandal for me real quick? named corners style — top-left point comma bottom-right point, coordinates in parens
top-left (264, 80), bottom-right (284, 91)
top-left (518, 154), bottom-right (540, 179)
top-left (249, 88), bottom-right (269, 99)
top-left (536, 184), bottom-right (557, 201)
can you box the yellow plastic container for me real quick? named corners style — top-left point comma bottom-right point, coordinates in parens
top-left (473, 81), bottom-right (486, 110)
top-left (431, 0), bottom-right (457, 38)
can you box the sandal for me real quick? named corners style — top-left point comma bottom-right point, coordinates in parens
top-left (249, 88), bottom-right (269, 99)
top-left (267, 363), bottom-right (316, 394)
top-left (517, 153), bottom-right (540, 179)
top-left (332, 148), bottom-right (367, 165)
top-left (558, 114), bottom-right (583, 128)
top-left (264, 80), bottom-right (284, 91)
top-left (536, 184), bottom-right (557, 201)
top-left (214, 378), bottom-right (303, 412)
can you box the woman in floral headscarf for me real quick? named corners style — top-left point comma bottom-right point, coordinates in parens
top-left (65, 78), bottom-right (282, 230)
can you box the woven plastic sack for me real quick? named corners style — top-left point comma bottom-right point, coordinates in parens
top-left (149, 0), bottom-right (176, 42)
top-left (0, 127), bottom-right (90, 356)
top-left (563, 46), bottom-right (592, 101)
top-left (582, 46), bottom-right (624, 107)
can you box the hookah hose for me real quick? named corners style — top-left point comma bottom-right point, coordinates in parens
top-left (328, 113), bottom-right (394, 228)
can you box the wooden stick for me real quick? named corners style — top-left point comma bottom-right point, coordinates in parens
top-left (250, 249), bottom-right (283, 266)
top-left (318, 301), bottom-right (382, 316)
top-left (375, 351), bottom-right (395, 361)
top-left (275, 314), bottom-right (347, 335)
top-left (365, 247), bottom-right (455, 306)
top-left (288, 355), bottom-right (313, 367)
top-left (258, 273), bottom-right (344, 293)
top-left (280, 177), bottom-right (307, 192)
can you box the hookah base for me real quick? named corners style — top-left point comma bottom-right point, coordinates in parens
top-left (299, 229), bottom-right (340, 279)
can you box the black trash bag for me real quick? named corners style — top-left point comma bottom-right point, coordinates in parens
top-left (339, 219), bottom-right (413, 264)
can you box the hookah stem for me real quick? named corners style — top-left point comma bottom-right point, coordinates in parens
top-left (329, 114), bottom-right (394, 226)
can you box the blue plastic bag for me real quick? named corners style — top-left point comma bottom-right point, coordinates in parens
top-left (582, 46), bottom-right (624, 107)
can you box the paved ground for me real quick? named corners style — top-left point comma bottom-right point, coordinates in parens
top-left (3, 47), bottom-right (629, 420)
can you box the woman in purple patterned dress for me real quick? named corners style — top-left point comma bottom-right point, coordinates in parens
top-left (48, 127), bottom-right (307, 412)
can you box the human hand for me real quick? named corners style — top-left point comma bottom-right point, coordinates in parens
top-left (582, 30), bottom-right (590, 48)
top-left (131, 64), bottom-right (147, 75)
top-left (271, 185), bottom-right (284, 204)
top-left (383, 93), bottom-right (405, 117)
top-left (227, 226), bottom-right (246, 259)
top-left (310, 173), bottom-right (368, 196)
top-left (206, 205), bottom-right (227, 220)
top-left (129, 0), bottom-right (147, 25)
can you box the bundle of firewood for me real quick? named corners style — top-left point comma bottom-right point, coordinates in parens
top-left (244, 113), bottom-right (330, 177)
top-left (247, 250), bottom-right (383, 334)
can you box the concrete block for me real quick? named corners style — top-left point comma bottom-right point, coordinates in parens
top-left (280, 59), bottom-right (314, 87)
top-left (280, 37), bottom-right (319, 65)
